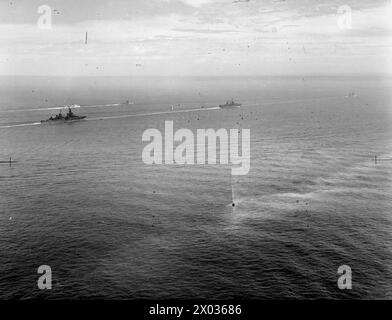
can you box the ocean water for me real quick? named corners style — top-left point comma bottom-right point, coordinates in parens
top-left (0, 76), bottom-right (391, 299)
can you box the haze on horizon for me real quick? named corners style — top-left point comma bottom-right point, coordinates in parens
top-left (0, 0), bottom-right (391, 77)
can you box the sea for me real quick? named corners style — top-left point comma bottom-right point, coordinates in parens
top-left (0, 75), bottom-right (391, 299)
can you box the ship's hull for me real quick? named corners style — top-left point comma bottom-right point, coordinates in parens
top-left (41, 116), bottom-right (86, 123)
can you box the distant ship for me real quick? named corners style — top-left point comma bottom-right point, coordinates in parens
top-left (123, 99), bottom-right (134, 105)
top-left (41, 106), bottom-right (86, 123)
top-left (219, 99), bottom-right (242, 109)
top-left (170, 103), bottom-right (181, 111)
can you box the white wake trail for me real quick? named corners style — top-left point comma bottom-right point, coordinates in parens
top-left (86, 106), bottom-right (220, 122)
top-left (0, 122), bottom-right (42, 129)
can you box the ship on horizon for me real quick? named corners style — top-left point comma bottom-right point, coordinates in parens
top-left (219, 99), bottom-right (242, 109)
top-left (123, 99), bottom-right (135, 105)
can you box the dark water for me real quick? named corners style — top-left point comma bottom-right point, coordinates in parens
top-left (0, 76), bottom-right (391, 299)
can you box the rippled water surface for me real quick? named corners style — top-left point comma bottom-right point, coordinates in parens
top-left (0, 76), bottom-right (391, 299)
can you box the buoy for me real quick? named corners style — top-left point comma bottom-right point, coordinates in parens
top-left (232, 203), bottom-right (235, 207)
top-left (0, 157), bottom-right (17, 165)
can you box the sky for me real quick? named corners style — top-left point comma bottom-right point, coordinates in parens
top-left (0, 0), bottom-right (391, 76)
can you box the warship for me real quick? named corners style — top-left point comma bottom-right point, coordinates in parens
top-left (219, 99), bottom-right (242, 109)
top-left (41, 106), bottom-right (86, 123)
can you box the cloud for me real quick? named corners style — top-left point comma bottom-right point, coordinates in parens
top-left (0, 0), bottom-right (391, 76)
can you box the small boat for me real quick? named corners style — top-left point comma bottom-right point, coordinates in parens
top-left (41, 106), bottom-right (86, 123)
top-left (219, 99), bottom-right (242, 109)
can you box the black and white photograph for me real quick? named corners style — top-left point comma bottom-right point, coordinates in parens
top-left (0, 0), bottom-right (391, 308)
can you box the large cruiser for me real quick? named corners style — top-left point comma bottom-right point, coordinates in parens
top-left (41, 106), bottom-right (86, 123)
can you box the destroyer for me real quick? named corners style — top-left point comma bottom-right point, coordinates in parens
top-left (41, 106), bottom-right (86, 123)
top-left (219, 99), bottom-right (242, 109)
